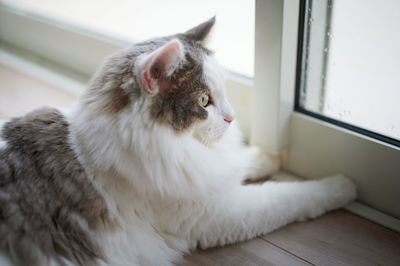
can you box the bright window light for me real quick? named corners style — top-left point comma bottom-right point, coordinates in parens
top-left (2, 0), bottom-right (255, 77)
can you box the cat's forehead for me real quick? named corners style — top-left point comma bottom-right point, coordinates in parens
top-left (201, 55), bottom-right (226, 94)
top-left (169, 37), bottom-right (225, 93)
top-left (157, 36), bottom-right (223, 94)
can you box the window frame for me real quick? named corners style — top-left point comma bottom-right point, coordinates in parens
top-left (294, 0), bottom-right (400, 148)
top-left (253, 0), bottom-right (400, 231)
top-left (289, 0), bottom-right (400, 227)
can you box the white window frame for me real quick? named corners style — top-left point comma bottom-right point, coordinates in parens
top-left (1, 0), bottom-right (399, 231)
top-left (253, 0), bottom-right (400, 231)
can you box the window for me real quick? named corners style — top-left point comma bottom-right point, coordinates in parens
top-left (296, 0), bottom-right (400, 146)
top-left (285, 0), bottom-right (400, 225)
top-left (1, 0), bottom-right (255, 77)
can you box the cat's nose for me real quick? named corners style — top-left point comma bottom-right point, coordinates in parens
top-left (224, 116), bottom-right (234, 124)
top-left (222, 104), bottom-right (235, 124)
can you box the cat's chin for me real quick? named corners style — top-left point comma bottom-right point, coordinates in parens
top-left (192, 126), bottom-right (228, 146)
top-left (193, 133), bottom-right (220, 146)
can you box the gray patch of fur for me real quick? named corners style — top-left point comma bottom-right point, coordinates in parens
top-left (0, 108), bottom-right (108, 266)
top-left (149, 52), bottom-right (211, 131)
top-left (146, 32), bottom-right (214, 131)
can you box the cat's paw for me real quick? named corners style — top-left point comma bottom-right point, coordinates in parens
top-left (244, 147), bottom-right (280, 183)
top-left (320, 175), bottom-right (357, 211)
top-left (298, 175), bottom-right (357, 221)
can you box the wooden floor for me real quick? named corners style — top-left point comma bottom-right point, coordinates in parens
top-left (1, 64), bottom-right (400, 266)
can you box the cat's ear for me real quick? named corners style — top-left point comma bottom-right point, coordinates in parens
top-left (137, 39), bottom-right (185, 96)
top-left (183, 16), bottom-right (216, 43)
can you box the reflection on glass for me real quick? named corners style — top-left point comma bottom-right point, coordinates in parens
top-left (300, 0), bottom-right (400, 141)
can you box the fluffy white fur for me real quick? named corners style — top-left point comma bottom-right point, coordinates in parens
top-left (0, 120), bottom-right (7, 151)
top-left (65, 39), bottom-right (357, 266)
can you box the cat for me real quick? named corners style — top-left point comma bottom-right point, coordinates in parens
top-left (0, 17), bottom-right (357, 266)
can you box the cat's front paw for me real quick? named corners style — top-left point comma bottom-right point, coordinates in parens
top-left (244, 147), bottom-right (280, 183)
top-left (299, 175), bottom-right (357, 221)
top-left (321, 175), bottom-right (357, 211)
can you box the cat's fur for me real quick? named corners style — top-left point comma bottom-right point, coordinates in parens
top-left (0, 17), bottom-right (357, 266)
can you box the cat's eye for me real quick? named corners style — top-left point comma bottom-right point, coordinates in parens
top-left (198, 94), bottom-right (209, 107)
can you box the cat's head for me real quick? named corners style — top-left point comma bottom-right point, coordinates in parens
top-left (85, 17), bottom-right (235, 145)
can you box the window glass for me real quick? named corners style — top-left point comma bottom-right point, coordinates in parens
top-left (2, 0), bottom-right (254, 77)
top-left (298, 0), bottom-right (400, 142)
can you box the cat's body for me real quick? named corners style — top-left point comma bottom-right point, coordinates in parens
top-left (0, 18), bottom-right (356, 266)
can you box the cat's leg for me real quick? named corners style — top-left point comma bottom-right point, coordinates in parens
top-left (191, 175), bottom-right (356, 249)
top-left (244, 146), bottom-right (281, 182)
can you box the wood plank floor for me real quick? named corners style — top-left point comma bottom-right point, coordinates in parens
top-left (1, 64), bottom-right (400, 266)
top-left (263, 210), bottom-right (400, 266)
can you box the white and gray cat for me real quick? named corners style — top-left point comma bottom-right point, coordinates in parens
top-left (0, 17), bottom-right (356, 266)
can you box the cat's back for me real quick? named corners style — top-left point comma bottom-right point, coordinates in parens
top-left (0, 107), bottom-right (83, 189)
top-left (0, 107), bottom-right (109, 265)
